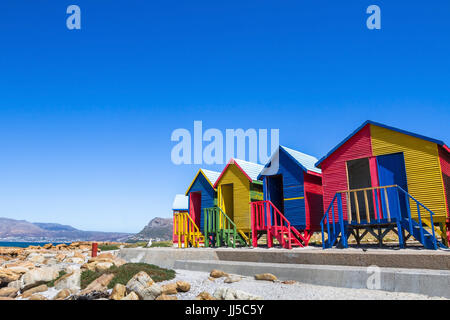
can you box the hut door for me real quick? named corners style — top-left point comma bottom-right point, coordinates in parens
top-left (376, 153), bottom-right (408, 219)
top-left (221, 184), bottom-right (234, 220)
top-left (189, 192), bottom-right (202, 227)
top-left (346, 158), bottom-right (375, 221)
top-left (267, 175), bottom-right (284, 214)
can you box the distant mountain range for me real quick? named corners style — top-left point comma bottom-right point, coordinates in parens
top-left (127, 217), bottom-right (173, 241)
top-left (0, 217), bottom-right (131, 242)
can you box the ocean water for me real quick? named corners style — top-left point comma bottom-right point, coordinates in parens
top-left (0, 242), bottom-right (71, 248)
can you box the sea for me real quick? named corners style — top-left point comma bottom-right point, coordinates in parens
top-left (0, 241), bottom-right (72, 248)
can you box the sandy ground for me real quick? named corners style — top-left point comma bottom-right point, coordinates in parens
top-left (159, 269), bottom-right (448, 300)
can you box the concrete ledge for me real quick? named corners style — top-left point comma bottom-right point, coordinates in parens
top-left (118, 247), bottom-right (450, 270)
top-left (174, 259), bottom-right (450, 299)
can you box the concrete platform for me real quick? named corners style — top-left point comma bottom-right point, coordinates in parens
top-left (174, 259), bottom-right (450, 299)
top-left (118, 246), bottom-right (450, 270)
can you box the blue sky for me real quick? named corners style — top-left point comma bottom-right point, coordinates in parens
top-left (0, 1), bottom-right (449, 233)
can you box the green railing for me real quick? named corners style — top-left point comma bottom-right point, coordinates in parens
top-left (203, 206), bottom-right (248, 248)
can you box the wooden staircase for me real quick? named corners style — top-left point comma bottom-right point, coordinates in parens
top-left (203, 207), bottom-right (249, 248)
top-left (173, 211), bottom-right (204, 248)
top-left (320, 185), bottom-right (447, 250)
top-left (251, 200), bottom-right (311, 249)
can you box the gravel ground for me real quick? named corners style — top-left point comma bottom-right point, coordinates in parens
top-left (159, 269), bottom-right (448, 300)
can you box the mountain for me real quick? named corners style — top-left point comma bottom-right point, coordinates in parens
top-left (0, 217), bottom-right (131, 242)
top-left (128, 217), bottom-right (173, 241)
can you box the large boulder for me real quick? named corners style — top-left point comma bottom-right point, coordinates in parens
top-left (21, 266), bottom-right (59, 290)
top-left (26, 253), bottom-right (46, 264)
top-left (121, 292), bottom-right (139, 300)
top-left (213, 288), bottom-right (263, 300)
top-left (22, 284), bottom-right (48, 298)
top-left (54, 270), bottom-right (81, 291)
top-left (176, 281), bottom-right (191, 292)
top-left (161, 283), bottom-right (178, 295)
top-left (110, 283), bottom-right (126, 300)
top-left (0, 269), bottom-right (21, 285)
top-left (80, 273), bottom-right (114, 295)
top-left (53, 288), bottom-right (72, 300)
top-left (0, 287), bottom-right (19, 298)
top-left (126, 271), bottom-right (161, 300)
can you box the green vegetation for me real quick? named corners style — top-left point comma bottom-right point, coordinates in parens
top-left (98, 244), bottom-right (120, 251)
top-left (47, 270), bottom-right (67, 287)
top-left (149, 240), bottom-right (172, 247)
top-left (124, 241), bottom-right (147, 248)
top-left (80, 263), bottom-right (175, 289)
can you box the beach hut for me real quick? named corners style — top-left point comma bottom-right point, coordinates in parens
top-left (185, 169), bottom-right (221, 232)
top-left (316, 120), bottom-right (449, 249)
top-left (172, 194), bottom-right (203, 248)
top-left (252, 146), bottom-right (323, 248)
top-left (205, 159), bottom-right (264, 247)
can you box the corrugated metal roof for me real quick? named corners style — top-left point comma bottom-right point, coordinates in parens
top-left (172, 194), bottom-right (188, 210)
top-left (316, 120), bottom-right (448, 167)
top-left (201, 169), bottom-right (221, 186)
top-left (281, 146), bottom-right (322, 174)
top-left (233, 158), bottom-right (264, 181)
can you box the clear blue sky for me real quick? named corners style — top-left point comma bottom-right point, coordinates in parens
top-left (0, 1), bottom-right (448, 233)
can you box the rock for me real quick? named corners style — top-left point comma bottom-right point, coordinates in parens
top-left (161, 283), bottom-right (178, 295)
top-left (55, 244), bottom-right (68, 250)
top-left (80, 262), bottom-right (97, 272)
top-left (210, 269), bottom-right (228, 278)
top-left (0, 287), bottom-right (19, 298)
top-left (121, 292), bottom-right (139, 300)
top-left (21, 266), bottom-right (59, 290)
top-left (224, 275), bottom-right (241, 283)
top-left (75, 291), bottom-right (110, 300)
top-left (64, 257), bottom-right (84, 264)
top-left (73, 252), bottom-right (85, 260)
top-left (94, 262), bottom-right (113, 272)
top-left (55, 253), bottom-right (66, 262)
top-left (254, 273), bottom-right (277, 282)
top-left (29, 294), bottom-right (47, 300)
top-left (7, 280), bottom-right (22, 289)
top-left (0, 297), bottom-right (15, 300)
top-left (43, 258), bottom-right (59, 266)
top-left (26, 253), bottom-right (46, 264)
top-left (97, 253), bottom-right (114, 260)
top-left (80, 273), bottom-right (114, 295)
top-left (176, 281), bottom-right (190, 292)
top-left (126, 271), bottom-right (155, 296)
top-left (125, 276), bottom-right (162, 299)
top-left (0, 269), bottom-right (21, 284)
top-left (22, 284), bottom-right (48, 298)
top-left (282, 280), bottom-right (297, 285)
top-left (54, 270), bottom-right (81, 291)
top-left (156, 294), bottom-right (178, 300)
top-left (195, 292), bottom-right (216, 300)
top-left (110, 283), bottom-right (126, 300)
top-left (208, 277), bottom-right (216, 281)
top-left (43, 244), bottom-right (53, 250)
top-left (213, 288), bottom-right (263, 300)
top-left (54, 289), bottom-right (72, 300)
top-left (112, 257), bottom-right (126, 267)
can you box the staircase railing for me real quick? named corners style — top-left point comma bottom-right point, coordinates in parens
top-left (320, 185), bottom-right (443, 249)
top-left (173, 211), bottom-right (204, 248)
top-left (251, 200), bottom-right (304, 249)
top-left (203, 206), bottom-right (248, 248)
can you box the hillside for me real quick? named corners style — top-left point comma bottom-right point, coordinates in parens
top-left (0, 217), bottom-right (131, 242)
top-left (128, 217), bottom-right (173, 241)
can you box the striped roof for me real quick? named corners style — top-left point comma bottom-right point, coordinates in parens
top-left (258, 146), bottom-right (321, 178)
top-left (213, 158), bottom-right (264, 187)
top-left (233, 158), bottom-right (265, 180)
top-left (185, 168), bottom-right (221, 195)
top-left (316, 120), bottom-right (449, 167)
top-left (281, 146), bottom-right (322, 174)
top-left (201, 169), bottom-right (221, 186)
top-left (172, 194), bottom-right (188, 210)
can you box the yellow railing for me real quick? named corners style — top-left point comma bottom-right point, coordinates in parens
top-left (174, 212), bottom-right (204, 248)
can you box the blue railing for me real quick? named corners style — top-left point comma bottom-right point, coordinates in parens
top-left (320, 185), bottom-right (440, 249)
